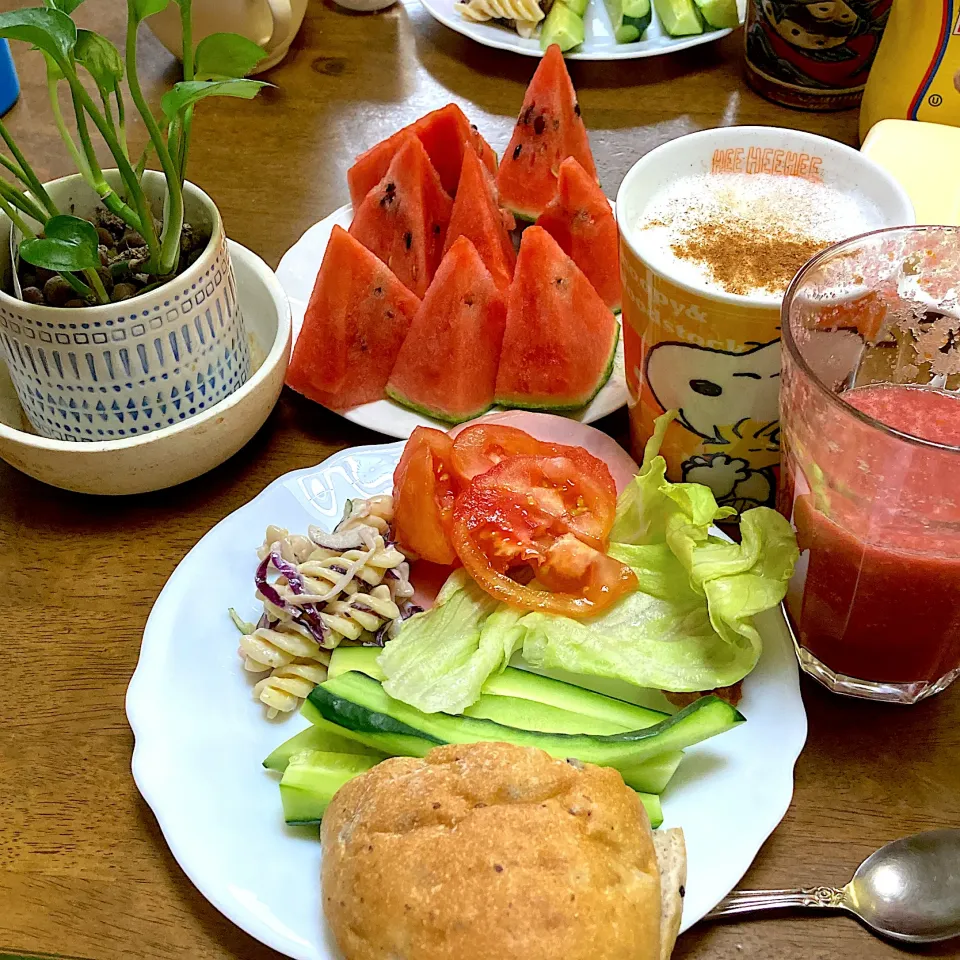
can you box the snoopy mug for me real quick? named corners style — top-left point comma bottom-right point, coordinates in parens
top-left (615, 126), bottom-right (914, 516)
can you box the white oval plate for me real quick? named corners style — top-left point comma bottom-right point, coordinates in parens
top-left (417, 0), bottom-right (734, 61)
top-left (128, 440), bottom-right (807, 960)
top-left (275, 204), bottom-right (627, 439)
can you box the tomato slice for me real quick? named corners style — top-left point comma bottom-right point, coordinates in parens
top-left (452, 455), bottom-right (637, 618)
top-left (451, 424), bottom-right (617, 503)
top-left (392, 427), bottom-right (459, 565)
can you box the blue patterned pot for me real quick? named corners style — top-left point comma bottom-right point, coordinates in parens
top-left (0, 171), bottom-right (250, 441)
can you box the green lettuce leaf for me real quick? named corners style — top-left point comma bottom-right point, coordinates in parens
top-left (610, 410), bottom-right (735, 545)
top-left (378, 569), bottom-right (522, 714)
top-left (522, 505), bottom-right (798, 691)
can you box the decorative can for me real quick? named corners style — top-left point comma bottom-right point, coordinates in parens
top-left (744, 0), bottom-right (892, 111)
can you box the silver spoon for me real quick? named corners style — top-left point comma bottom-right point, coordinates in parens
top-left (707, 830), bottom-right (960, 943)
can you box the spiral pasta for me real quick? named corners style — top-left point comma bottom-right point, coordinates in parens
top-left (456, 0), bottom-right (545, 27)
top-left (253, 660), bottom-right (330, 719)
top-left (233, 495), bottom-right (417, 719)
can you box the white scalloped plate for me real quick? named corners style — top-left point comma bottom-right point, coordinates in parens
top-left (128, 436), bottom-right (806, 959)
top-left (275, 204), bottom-right (628, 440)
top-left (417, 0), bottom-right (735, 61)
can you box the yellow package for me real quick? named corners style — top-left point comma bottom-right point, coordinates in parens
top-left (860, 0), bottom-right (960, 140)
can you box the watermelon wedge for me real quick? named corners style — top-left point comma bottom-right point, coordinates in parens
top-left (443, 149), bottom-right (517, 292)
top-left (286, 225), bottom-right (421, 412)
top-left (496, 44), bottom-right (598, 221)
top-left (495, 227), bottom-right (617, 411)
top-left (536, 157), bottom-right (621, 312)
top-left (387, 236), bottom-right (507, 423)
top-left (349, 136), bottom-right (453, 299)
top-left (347, 104), bottom-right (498, 208)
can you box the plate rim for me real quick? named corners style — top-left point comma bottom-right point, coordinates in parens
top-left (127, 440), bottom-right (807, 960)
top-left (416, 0), bottom-right (734, 61)
top-left (275, 205), bottom-right (628, 440)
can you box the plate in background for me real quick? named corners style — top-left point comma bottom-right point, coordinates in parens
top-left (417, 0), bottom-right (735, 61)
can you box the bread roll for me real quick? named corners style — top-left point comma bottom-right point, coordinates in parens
top-left (321, 741), bottom-right (663, 960)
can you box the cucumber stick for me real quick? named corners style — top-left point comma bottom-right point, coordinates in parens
top-left (694, 0), bottom-right (738, 28)
top-left (328, 646), bottom-right (670, 728)
top-left (281, 748), bottom-right (664, 828)
top-left (263, 723), bottom-right (387, 772)
top-left (279, 750), bottom-right (380, 824)
top-left (325, 650), bottom-right (685, 792)
top-left (305, 670), bottom-right (744, 769)
top-left (604, 0), bottom-right (652, 43)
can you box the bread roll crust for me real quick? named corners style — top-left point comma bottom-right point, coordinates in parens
top-left (321, 741), bottom-right (661, 960)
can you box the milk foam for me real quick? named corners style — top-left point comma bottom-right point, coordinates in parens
top-left (635, 172), bottom-right (887, 301)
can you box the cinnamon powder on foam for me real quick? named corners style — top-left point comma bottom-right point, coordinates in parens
top-left (640, 172), bottom-right (882, 298)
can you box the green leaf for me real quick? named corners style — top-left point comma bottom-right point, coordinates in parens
top-left (19, 215), bottom-right (101, 272)
top-left (0, 8), bottom-right (77, 62)
top-left (75, 29), bottom-right (124, 96)
top-left (194, 32), bottom-right (266, 80)
top-left (45, 0), bottom-right (86, 12)
top-left (377, 569), bottom-right (516, 715)
top-left (159, 77), bottom-right (267, 121)
top-left (130, 0), bottom-right (171, 20)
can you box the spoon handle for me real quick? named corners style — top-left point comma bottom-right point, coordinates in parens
top-left (707, 886), bottom-right (848, 919)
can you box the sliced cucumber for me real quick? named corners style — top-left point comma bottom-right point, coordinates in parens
top-left (263, 723), bottom-right (387, 772)
top-left (604, 0), bottom-right (652, 43)
top-left (280, 747), bottom-right (663, 829)
top-left (559, 0), bottom-right (589, 17)
top-left (328, 646), bottom-right (670, 728)
top-left (307, 671), bottom-right (744, 769)
top-left (483, 667), bottom-right (670, 728)
top-left (279, 750), bottom-right (381, 824)
top-left (301, 698), bottom-right (436, 758)
top-left (540, 1), bottom-right (585, 52)
top-left (641, 791), bottom-right (663, 829)
top-left (653, 0), bottom-right (703, 35)
top-left (464, 693), bottom-right (628, 735)
top-left (694, 0), bottom-right (738, 28)
top-left (620, 750), bottom-right (684, 794)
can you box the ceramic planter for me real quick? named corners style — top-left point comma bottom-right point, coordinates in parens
top-left (0, 170), bottom-right (250, 441)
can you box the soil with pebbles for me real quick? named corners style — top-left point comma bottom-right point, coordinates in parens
top-left (15, 208), bottom-right (210, 308)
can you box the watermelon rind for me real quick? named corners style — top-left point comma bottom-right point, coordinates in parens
top-left (385, 384), bottom-right (493, 425)
top-left (495, 319), bottom-right (619, 412)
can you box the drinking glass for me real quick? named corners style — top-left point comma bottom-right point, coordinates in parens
top-left (779, 225), bottom-right (960, 703)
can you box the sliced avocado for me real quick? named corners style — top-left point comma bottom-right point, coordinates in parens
top-left (653, 0), bottom-right (703, 35)
top-left (693, 0), bottom-right (738, 28)
top-left (604, 0), bottom-right (652, 43)
top-left (263, 723), bottom-right (387, 772)
top-left (307, 670), bottom-right (744, 769)
top-left (278, 750), bottom-right (381, 824)
top-left (540, 1), bottom-right (585, 52)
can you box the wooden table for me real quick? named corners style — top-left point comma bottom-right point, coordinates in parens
top-left (1, 2), bottom-right (958, 958)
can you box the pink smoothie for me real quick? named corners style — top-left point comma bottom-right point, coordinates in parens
top-left (787, 384), bottom-right (960, 684)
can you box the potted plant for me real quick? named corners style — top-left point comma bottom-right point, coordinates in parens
top-left (0, 1), bottom-right (268, 441)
